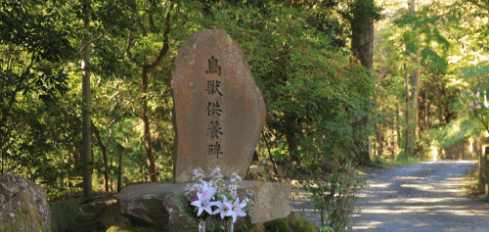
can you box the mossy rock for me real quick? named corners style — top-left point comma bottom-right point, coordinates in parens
top-left (0, 194), bottom-right (51, 232)
top-left (243, 223), bottom-right (266, 232)
top-left (263, 213), bottom-right (317, 232)
top-left (106, 225), bottom-right (149, 232)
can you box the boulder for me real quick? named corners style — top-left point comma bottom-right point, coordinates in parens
top-left (173, 29), bottom-right (266, 183)
top-left (0, 174), bottom-right (51, 232)
top-left (117, 180), bottom-right (292, 231)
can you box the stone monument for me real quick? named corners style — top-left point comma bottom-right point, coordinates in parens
top-left (172, 29), bottom-right (266, 183)
top-left (117, 30), bottom-right (292, 231)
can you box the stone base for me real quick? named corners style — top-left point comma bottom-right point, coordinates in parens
top-left (117, 180), bottom-right (292, 232)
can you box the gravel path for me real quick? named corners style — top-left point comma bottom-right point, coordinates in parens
top-left (289, 160), bottom-right (489, 232)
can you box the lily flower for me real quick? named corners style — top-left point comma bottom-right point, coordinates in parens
top-left (211, 195), bottom-right (233, 220)
top-left (224, 197), bottom-right (247, 223)
top-left (191, 187), bottom-right (217, 216)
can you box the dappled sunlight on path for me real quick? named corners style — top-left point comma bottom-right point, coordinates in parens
top-left (350, 160), bottom-right (489, 232)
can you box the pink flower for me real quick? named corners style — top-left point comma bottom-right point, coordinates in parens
top-left (192, 191), bottom-right (206, 202)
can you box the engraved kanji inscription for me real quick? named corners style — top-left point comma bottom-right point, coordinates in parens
top-left (205, 80), bottom-right (223, 96)
top-left (207, 141), bottom-right (223, 159)
top-left (206, 56), bottom-right (221, 76)
top-left (206, 101), bottom-right (222, 116)
top-left (207, 121), bottom-right (223, 138)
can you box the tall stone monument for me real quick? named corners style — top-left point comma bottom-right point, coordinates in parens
top-left (173, 29), bottom-right (266, 183)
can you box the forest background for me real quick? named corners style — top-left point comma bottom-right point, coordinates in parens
top-left (1, 0), bottom-right (489, 223)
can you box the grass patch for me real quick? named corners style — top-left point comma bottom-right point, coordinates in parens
top-left (379, 153), bottom-right (427, 166)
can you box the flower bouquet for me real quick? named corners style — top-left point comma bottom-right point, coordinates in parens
top-left (173, 166), bottom-right (254, 231)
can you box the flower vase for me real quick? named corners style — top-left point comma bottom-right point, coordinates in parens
top-left (198, 219), bottom-right (206, 232)
top-left (228, 220), bottom-right (234, 232)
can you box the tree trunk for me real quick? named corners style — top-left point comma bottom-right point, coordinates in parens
top-left (74, 142), bottom-right (83, 176)
top-left (404, 64), bottom-right (410, 160)
top-left (141, 68), bottom-right (157, 182)
top-left (373, 69), bottom-right (385, 158)
top-left (115, 142), bottom-right (127, 192)
top-left (396, 99), bottom-right (400, 162)
top-left (349, 0), bottom-right (375, 165)
top-left (408, 0), bottom-right (419, 156)
top-left (285, 113), bottom-right (301, 165)
top-left (81, 0), bottom-right (92, 201)
top-left (139, 165), bottom-right (143, 182)
top-left (425, 86), bottom-right (429, 146)
top-left (118, 153), bottom-right (122, 193)
top-left (136, 5), bottom-right (173, 182)
top-left (91, 121), bottom-right (109, 192)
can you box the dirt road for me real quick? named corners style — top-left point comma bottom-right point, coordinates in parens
top-left (289, 160), bottom-right (489, 231)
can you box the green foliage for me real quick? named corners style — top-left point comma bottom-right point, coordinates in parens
top-left (436, 116), bottom-right (485, 148)
top-left (296, 161), bottom-right (366, 232)
top-left (1, 1), bottom-right (376, 229)
top-left (0, 0), bottom-right (80, 196)
top-left (211, 1), bottom-right (374, 165)
top-left (455, 60), bottom-right (489, 141)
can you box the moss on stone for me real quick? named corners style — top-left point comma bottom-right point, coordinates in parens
top-left (106, 225), bottom-right (150, 232)
top-left (0, 194), bottom-right (51, 232)
top-left (262, 213), bottom-right (317, 232)
top-left (242, 223), bottom-right (266, 232)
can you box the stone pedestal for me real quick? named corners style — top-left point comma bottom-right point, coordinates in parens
top-left (117, 180), bottom-right (292, 231)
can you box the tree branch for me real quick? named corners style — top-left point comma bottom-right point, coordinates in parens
top-left (0, 49), bottom-right (27, 53)
top-left (170, 4), bottom-right (188, 31)
top-left (126, 30), bottom-right (133, 58)
top-left (135, 17), bottom-right (147, 36)
top-left (142, 2), bottom-right (174, 71)
top-left (91, 120), bottom-right (106, 150)
top-left (92, 91), bottom-right (120, 101)
top-left (144, 9), bottom-right (155, 31)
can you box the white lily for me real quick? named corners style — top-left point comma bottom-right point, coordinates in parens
top-left (190, 186), bottom-right (217, 216)
top-left (211, 195), bottom-right (233, 220)
top-left (224, 197), bottom-right (248, 223)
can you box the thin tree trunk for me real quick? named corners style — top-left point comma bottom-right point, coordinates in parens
top-left (140, 68), bottom-right (157, 182)
top-left (140, 165), bottom-right (143, 182)
top-left (461, 141), bottom-right (464, 160)
top-left (91, 121), bottom-right (109, 192)
top-left (409, 0), bottom-right (419, 156)
top-left (118, 153), bottom-right (122, 193)
top-left (425, 86), bottom-right (429, 146)
top-left (137, 4), bottom-right (174, 182)
top-left (114, 142), bottom-right (127, 192)
top-left (404, 64), bottom-right (409, 160)
top-left (74, 142), bottom-right (83, 176)
top-left (285, 113), bottom-right (300, 165)
top-left (81, 0), bottom-right (92, 200)
top-left (373, 69), bottom-right (385, 158)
